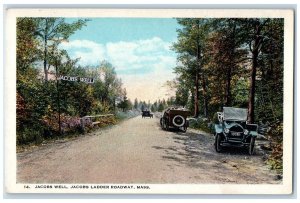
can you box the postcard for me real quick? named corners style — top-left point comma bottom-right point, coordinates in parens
top-left (4, 8), bottom-right (294, 194)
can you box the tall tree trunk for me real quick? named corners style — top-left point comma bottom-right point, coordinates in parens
top-left (225, 67), bottom-right (232, 106)
top-left (202, 75), bottom-right (208, 117)
top-left (248, 22), bottom-right (264, 123)
top-left (43, 19), bottom-right (48, 81)
top-left (225, 24), bottom-right (236, 107)
top-left (194, 73), bottom-right (199, 118)
top-left (194, 20), bottom-right (201, 118)
top-left (248, 39), bottom-right (259, 123)
top-left (43, 37), bottom-right (48, 81)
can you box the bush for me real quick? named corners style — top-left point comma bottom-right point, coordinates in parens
top-left (212, 112), bottom-right (220, 124)
top-left (42, 113), bottom-right (84, 135)
top-left (266, 121), bottom-right (283, 173)
top-left (115, 109), bottom-right (140, 120)
top-left (93, 116), bottom-right (117, 128)
top-left (266, 142), bottom-right (283, 172)
top-left (188, 116), bottom-right (214, 133)
top-left (17, 123), bottom-right (44, 145)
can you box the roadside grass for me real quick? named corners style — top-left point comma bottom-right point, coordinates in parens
top-left (17, 110), bottom-right (141, 153)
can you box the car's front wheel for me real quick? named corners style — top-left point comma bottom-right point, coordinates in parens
top-left (249, 136), bottom-right (256, 155)
top-left (215, 133), bottom-right (222, 153)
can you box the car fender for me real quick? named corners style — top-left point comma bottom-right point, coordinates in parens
top-left (249, 131), bottom-right (258, 137)
top-left (214, 124), bottom-right (223, 134)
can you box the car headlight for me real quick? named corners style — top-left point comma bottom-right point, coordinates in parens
top-left (244, 129), bottom-right (249, 135)
top-left (224, 128), bottom-right (229, 133)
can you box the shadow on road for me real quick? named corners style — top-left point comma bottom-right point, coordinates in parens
top-left (152, 130), bottom-right (261, 171)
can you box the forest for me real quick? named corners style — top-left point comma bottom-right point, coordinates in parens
top-left (16, 18), bottom-right (136, 145)
top-left (171, 18), bottom-right (283, 122)
top-left (168, 18), bottom-right (284, 171)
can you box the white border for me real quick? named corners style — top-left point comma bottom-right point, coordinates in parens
top-left (4, 8), bottom-right (294, 194)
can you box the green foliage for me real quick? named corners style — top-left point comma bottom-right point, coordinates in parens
top-left (17, 123), bottom-right (44, 145)
top-left (33, 17), bottom-right (88, 81)
top-left (231, 78), bottom-right (249, 108)
top-left (172, 19), bottom-right (211, 117)
top-left (17, 18), bottom-right (40, 72)
top-left (16, 16), bottom-right (284, 168)
top-left (173, 18), bottom-right (283, 127)
top-left (173, 19), bottom-right (284, 173)
top-left (16, 18), bottom-right (129, 146)
top-left (188, 117), bottom-right (214, 134)
top-left (157, 101), bottom-right (165, 112)
top-left (266, 122), bottom-right (283, 173)
top-left (117, 89), bottom-right (132, 112)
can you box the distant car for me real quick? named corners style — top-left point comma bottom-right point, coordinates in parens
top-left (214, 107), bottom-right (258, 155)
top-left (142, 110), bottom-right (153, 118)
top-left (160, 107), bottom-right (190, 132)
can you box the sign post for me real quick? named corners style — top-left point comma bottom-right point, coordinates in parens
top-left (55, 60), bottom-right (62, 136)
top-left (52, 49), bottom-right (94, 136)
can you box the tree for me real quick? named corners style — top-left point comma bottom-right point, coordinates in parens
top-left (134, 98), bottom-right (139, 109)
top-left (150, 105), bottom-right (155, 112)
top-left (173, 18), bottom-right (209, 117)
top-left (153, 101), bottom-right (158, 111)
top-left (198, 18), bottom-right (251, 118)
top-left (17, 18), bottom-right (40, 73)
top-left (35, 18), bottom-right (87, 81)
top-left (98, 61), bottom-right (123, 111)
top-left (254, 19), bottom-right (284, 122)
top-left (118, 89), bottom-right (131, 112)
top-left (157, 102), bottom-right (165, 112)
top-left (238, 18), bottom-right (270, 123)
top-left (17, 18), bottom-right (47, 143)
top-left (172, 18), bottom-right (283, 123)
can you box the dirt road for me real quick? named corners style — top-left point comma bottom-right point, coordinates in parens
top-left (17, 116), bottom-right (280, 184)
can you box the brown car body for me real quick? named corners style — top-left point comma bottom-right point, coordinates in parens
top-left (160, 107), bottom-right (190, 132)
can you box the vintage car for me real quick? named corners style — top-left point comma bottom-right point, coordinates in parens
top-left (160, 107), bottom-right (190, 132)
top-left (142, 110), bottom-right (153, 118)
top-left (214, 107), bottom-right (258, 155)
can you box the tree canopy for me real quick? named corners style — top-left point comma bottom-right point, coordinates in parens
top-left (16, 18), bottom-right (132, 145)
top-left (171, 18), bottom-right (283, 125)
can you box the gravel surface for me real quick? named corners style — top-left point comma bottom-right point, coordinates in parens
top-left (17, 116), bottom-right (280, 184)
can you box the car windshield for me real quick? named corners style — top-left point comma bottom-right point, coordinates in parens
top-left (223, 107), bottom-right (247, 121)
top-left (224, 120), bottom-right (246, 128)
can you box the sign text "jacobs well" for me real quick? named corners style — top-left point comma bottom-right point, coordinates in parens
top-left (59, 75), bottom-right (94, 84)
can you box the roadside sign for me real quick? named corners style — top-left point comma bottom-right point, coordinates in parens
top-left (58, 75), bottom-right (94, 84)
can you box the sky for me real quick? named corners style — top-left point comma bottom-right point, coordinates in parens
top-left (59, 18), bottom-right (180, 103)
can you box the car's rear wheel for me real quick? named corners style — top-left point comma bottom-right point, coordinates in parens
top-left (215, 133), bottom-right (222, 153)
top-left (160, 118), bottom-right (164, 130)
top-left (164, 119), bottom-right (169, 131)
top-left (172, 115), bottom-right (185, 127)
top-left (249, 136), bottom-right (256, 155)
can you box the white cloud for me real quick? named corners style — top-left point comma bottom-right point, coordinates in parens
top-left (59, 37), bottom-right (177, 102)
top-left (60, 40), bottom-right (106, 66)
top-left (105, 37), bottom-right (174, 72)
